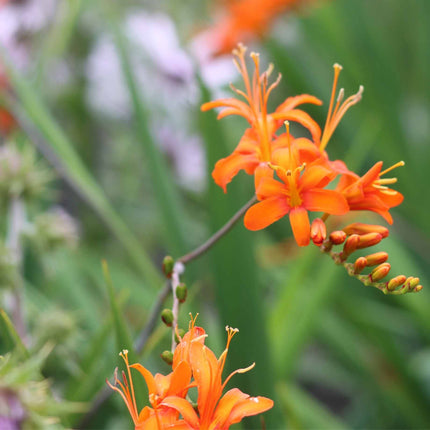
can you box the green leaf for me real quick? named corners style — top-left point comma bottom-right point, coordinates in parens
top-left (0, 309), bottom-right (29, 359)
top-left (102, 2), bottom-right (188, 256)
top-left (277, 382), bottom-right (349, 430)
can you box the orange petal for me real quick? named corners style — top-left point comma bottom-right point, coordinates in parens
top-left (254, 163), bottom-right (274, 190)
top-left (275, 94), bottom-right (323, 112)
top-left (224, 393), bottom-right (274, 426)
top-left (289, 207), bottom-right (311, 246)
top-left (211, 388), bottom-right (249, 428)
top-left (201, 98), bottom-right (251, 116)
top-left (361, 161), bottom-right (383, 186)
top-left (212, 152), bottom-right (259, 192)
top-left (130, 363), bottom-right (157, 395)
top-left (303, 189), bottom-right (349, 215)
top-left (244, 197), bottom-right (289, 231)
top-left (299, 165), bottom-right (334, 191)
top-left (256, 176), bottom-right (286, 199)
top-left (161, 396), bottom-right (199, 428)
top-left (272, 109), bottom-right (322, 144)
top-left (189, 342), bottom-right (221, 415)
top-left (167, 361), bottom-right (192, 397)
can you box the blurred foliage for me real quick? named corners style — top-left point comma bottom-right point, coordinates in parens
top-left (0, 0), bottom-right (429, 428)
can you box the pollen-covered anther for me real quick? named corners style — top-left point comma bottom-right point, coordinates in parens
top-left (311, 218), bottom-right (326, 246)
top-left (386, 275), bottom-right (407, 292)
top-left (343, 223), bottom-right (389, 239)
top-left (356, 232), bottom-right (383, 249)
top-left (329, 230), bottom-right (347, 245)
top-left (353, 257), bottom-right (368, 274)
top-left (365, 251), bottom-right (389, 266)
top-left (370, 263), bottom-right (391, 282)
top-left (341, 234), bottom-right (360, 260)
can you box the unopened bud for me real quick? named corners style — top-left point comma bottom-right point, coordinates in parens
top-left (341, 234), bottom-right (360, 260)
top-left (162, 256), bottom-right (175, 278)
top-left (414, 285), bottom-right (423, 293)
top-left (405, 277), bottom-right (420, 290)
top-left (386, 275), bottom-right (407, 291)
top-left (356, 233), bottom-right (382, 249)
top-left (329, 230), bottom-right (347, 245)
top-left (311, 218), bottom-right (326, 245)
top-left (161, 308), bottom-right (174, 327)
top-left (370, 263), bottom-right (391, 282)
top-left (353, 257), bottom-right (367, 274)
top-left (365, 252), bottom-right (388, 266)
top-left (343, 223), bottom-right (389, 239)
top-left (160, 350), bottom-right (173, 365)
top-left (175, 328), bottom-right (186, 344)
top-left (175, 283), bottom-right (187, 303)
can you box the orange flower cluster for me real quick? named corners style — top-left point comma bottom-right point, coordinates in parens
top-left (202, 45), bottom-right (404, 247)
top-left (108, 316), bottom-right (273, 429)
top-left (199, 0), bottom-right (312, 57)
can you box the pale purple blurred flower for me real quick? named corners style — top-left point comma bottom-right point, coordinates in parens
top-left (86, 11), bottom-right (208, 191)
top-left (0, 0), bottom-right (58, 68)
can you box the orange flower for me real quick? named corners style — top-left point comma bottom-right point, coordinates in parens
top-left (202, 44), bottom-right (322, 192)
top-left (336, 161), bottom-right (404, 224)
top-left (198, 0), bottom-right (312, 57)
top-left (244, 131), bottom-right (349, 246)
top-left (162, 326), bottom-right (274, 430)
top-left (107, 350), bottom-right (191, 429)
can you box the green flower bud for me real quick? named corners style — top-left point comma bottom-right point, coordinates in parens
top-left (175, 283), bottom-right (187, 303)
top-left (175, 328), bottom-right (186, 344)
top-left (160, 350), bottom-right (173, 365)
top-left (161, 309), bottom-right (174, 327)
top-left (162, 256), bottom-right (174, 278)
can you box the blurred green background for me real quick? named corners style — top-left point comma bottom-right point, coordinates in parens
top-left (0, 0), bottom-right (429, 428)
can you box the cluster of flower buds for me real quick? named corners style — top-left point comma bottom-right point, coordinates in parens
top-left (0, 141), bottom-right (52, 204)
top-left (316, 222), bottom-right (422, 295)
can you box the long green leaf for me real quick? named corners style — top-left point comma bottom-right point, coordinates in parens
top-left (102, 2), bottom-right (187, 256)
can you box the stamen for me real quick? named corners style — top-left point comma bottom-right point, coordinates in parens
top-left (374, 178), bottom-right (398, 185)
top-left (380, 160), bottom-right (405, 176)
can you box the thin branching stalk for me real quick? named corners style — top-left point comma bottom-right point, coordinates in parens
top-left (177, 195), bottom-right (257, 264)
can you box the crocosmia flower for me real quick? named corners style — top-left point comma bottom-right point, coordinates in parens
top-left (244, 127), bottom-right (349, 246)
top-left (109, 316), bottom-right (273, 429)
top-left (201, 43), bottom-right (322, 192)
top-left (162, 325), bottom-right (274, 430)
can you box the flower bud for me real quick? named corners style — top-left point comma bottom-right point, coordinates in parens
top-left (341, 234), bottom-right (360, 260)
top-left (175, 283), bottom-right (187, 303)
top-left (329, 230), bottom-right (347, 245)
top-left (405, 277), bottom-right (420, 290)
top-left (162, 256), bottom-right (174, 278)
top-left (160, 350), bottom-right (173, 365)
top-left (343, 223), bottom-right (389, 239)
top-left (311, 218), bottom-right (326, 246)
top-left (161, 308), bottom-right (174, 327)
top-left (353, 257), bottom-right (367, 274)
top-left (414, 285), bottom-right (423, 293)
top-left (370, 263), bottom-right (391, 282)
top-left (386, 275), bottom-right (407, 291)
top-left (175, 328), bottom-right (186, 344)
top-left (365, 252), bottom-right (388, 266)
top-left (356, 233), bottom-right (382, 249)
